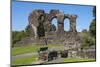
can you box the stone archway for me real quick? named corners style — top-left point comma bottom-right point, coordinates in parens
top-left (45, 10), bottom-right (59, 33)
top-left (67, 15), bottom-right (77, 32)
top-left (64, 14), bottom-right (77, 32)
top-left (64, 18), bottom-right (70, 32)
top-left (51, 18), bottom-right (57, 32)
top-left (28, 9), bottom-right (78, 39)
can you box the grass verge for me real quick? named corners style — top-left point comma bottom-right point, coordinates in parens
top-left (63, 58), bottom-right (95, 63)
top-left (12, 55), bottom-right (37, 65)
top-left (12, 44), bottom-right (62, 56)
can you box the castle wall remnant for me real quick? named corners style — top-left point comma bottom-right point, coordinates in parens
top-left (28, 9), bottom-right (77, 38)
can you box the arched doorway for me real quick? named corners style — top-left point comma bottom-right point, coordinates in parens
top-left (64, 18), bottom-right (70, 32)
top-left (51, 18), bottom-right (57, 32)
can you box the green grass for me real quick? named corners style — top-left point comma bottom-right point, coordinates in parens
top-left (12, 55), bottom-right (37, 65)
top-left (12, 57), bottom-right (95, 65)
top-left (63, 58), bottom-right (95, 63)
top-left (12, 44), bottom-right (62, 56)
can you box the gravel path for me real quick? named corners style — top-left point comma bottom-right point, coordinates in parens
top-left (12, 52), bottom-right (38, 61)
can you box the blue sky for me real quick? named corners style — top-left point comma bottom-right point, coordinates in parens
top-left (12, 1), bottom-right (94, 32)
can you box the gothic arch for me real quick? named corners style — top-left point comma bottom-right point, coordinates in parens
top-left (64, 18), bottom-right (70, 31)
top-left (28, 9), bottom-right (77, 38)
top-left (51, 18), bottom-right (58, 32)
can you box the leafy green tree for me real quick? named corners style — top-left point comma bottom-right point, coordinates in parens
top-left (89, 19), bottom-right (96, 37)
top-left (37, 22), bottom-right (45, 38)
top-left (89, 7), bottom-right (96, 37)
top-left (25, 25), bottom-right (30, 36)
top-left (12, 29), bottom-right (29, 47)
top-left (81, 32), bottom-right (95, 49)
top-left (81, 7), bottom-right (96, 49)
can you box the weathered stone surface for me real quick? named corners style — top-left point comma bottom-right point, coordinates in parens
top-left (28, 9), bottom-right (45, 38)
top-left (28, 9), bottom-right (77, 38)
top-left (16, 9), bottom-right (81, 47)
top-left (68, 15), bottom-right (77, 32)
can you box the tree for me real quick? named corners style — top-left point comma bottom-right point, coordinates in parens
top-left (81, 6), bottom-right (96, 49)
top-left (89, 19), bottom-right (96, 37)
top-left (37, 22), bottom-right (45, 38)
top-left (89, 6), bottom-right (96, 37)
top-left (82, 29), bottom-right (88, 33)
top-left (81, 32), bottom-right (95, 49)
top-left (25, 25), bottom-right (30, 36)
top-left (12, 28), bottom-right (29, 47)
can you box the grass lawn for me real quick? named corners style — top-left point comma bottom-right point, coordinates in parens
top-left (12, 55), bottom-right (37, 65)
top-left (12, 44), bottom-right (62, 56)
top-left (12, 57), bottom-right (95, 65)
top-left (63, 58), bottom-right (95, 63)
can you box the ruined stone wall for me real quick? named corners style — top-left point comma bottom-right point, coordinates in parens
top-left (15, 9), bottom-right (81, 49)
top-left (28, 9), bottom-right (78, 39)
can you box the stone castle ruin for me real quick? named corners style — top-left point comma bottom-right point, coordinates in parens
top-left (28, 9), bottom-right (77, 38)
top-left (14, 9), bottom-right (95, 59)
top-left (28, 9), bottom-right (81, 50)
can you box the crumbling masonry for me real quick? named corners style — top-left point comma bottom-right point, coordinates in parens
top-left (28, 9), bottom-right (81, 50)
top-left (28, 9), bottom-right (77, 38)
